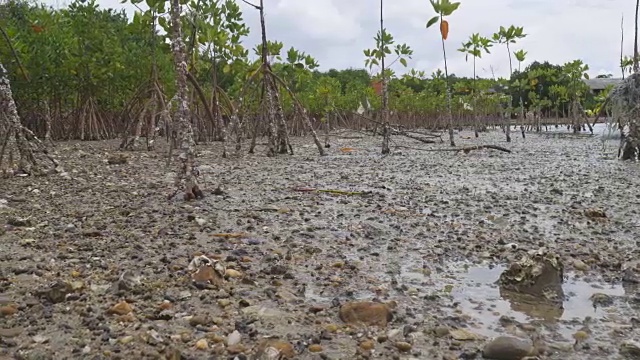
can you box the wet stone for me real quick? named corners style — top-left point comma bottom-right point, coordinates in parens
top-left (338, 301), bottom-right (394, 327)
top-left (482, 336), bottom-right (534, 360)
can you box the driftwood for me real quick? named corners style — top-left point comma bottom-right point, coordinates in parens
top-left (396, 144), bottom-right (511, 153)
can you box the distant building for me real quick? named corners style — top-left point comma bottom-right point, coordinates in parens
top-left (583, 78), bottom-right (622, 95)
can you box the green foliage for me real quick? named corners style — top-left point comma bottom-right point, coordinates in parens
top-left (0, 0), bottom-right (610, 137)
top-left (426, 0), bottom-right (461, 27)
top-left (363, 29), bottom-right (413, 79)
top-left (492, 25), bottom-right (526, 45)
top-left (562, 59), bottom-right (590, 98)
top-left (1, 0), bottom-right (173, 113)
top-left (514, 49), bottom-right (527, 64)
top-left (620, 55), bottom-right (633, 76)
top-left (458, 33), bottom-right (492, 63)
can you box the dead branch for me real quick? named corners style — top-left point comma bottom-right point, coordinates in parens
top-left (395, 144), bottom-right (511, 153)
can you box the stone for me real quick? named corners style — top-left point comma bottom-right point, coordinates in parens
top-left (308, 344), bottom-right (322, 353)
top-left (498, 250), bottom-right (564, 303)
top-left (108, 301), bottom-right (133, 315)
top-left (255, 339), bottom-right (296, 359)
top-left (227, 330), bottom-right (241, 346)
top-left (360, 340), bottom-right (375, 351)
top-left (225, 269), bottom-right (243, 278)
top-left (0, 327), bottom-right (23, 338)
top-left (338, 301), bottom-right (394, 327)
top-left (620, 340), bottom-right (640, 358)
top-left (482, 336), bottom-right (534, 360)
top-left (450, 328), bottom-right (483, 341)
top-left (395, 342), bottom-right (412, 352)
top-left (195, 338), bottom-right (208, 350)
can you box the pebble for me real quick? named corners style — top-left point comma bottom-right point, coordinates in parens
top-left (360, 340), bottom-right (375, 351)
top-left (0, 327), bottom-right (23, 338)
top-left (225, 269), bottom-right (243, 278)
top-left (0, 305), bottom-right (18, 316)
top-left (482, 336), bottom-right (534, 360)
top-left (119, 336), bottom-right (134, 344)
top-left (308, 344), bottom-right (323, 353)
top-left (227, 330), bottom-right (241, 345)
top-left (189, 315), bottom-right (209, 327)
top-left (395, 342), bottom-right (412, 352)
top-left (108, 301), bottom-right (133, 315)
top-left (195, 338), bottom-right (208, 350)
top-left (620, 340), bottom-right (640, 358)
top-left (450, 328), bottom-right (483, 341)
top-left (227, 344), bottom-right (246, 354)
top-left (339, 301), bottom-right (394, 326)
top-left (325, 324), bottom-right (339, 333)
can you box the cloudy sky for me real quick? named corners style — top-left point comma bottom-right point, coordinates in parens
top-left (44, 0), bottom-right (636, 79)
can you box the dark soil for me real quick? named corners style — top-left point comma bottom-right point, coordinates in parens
top-left (1, 130), bottom-right (639, 360)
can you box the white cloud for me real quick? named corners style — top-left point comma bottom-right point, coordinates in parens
top-left (43, 0), bottom-right (636, 79)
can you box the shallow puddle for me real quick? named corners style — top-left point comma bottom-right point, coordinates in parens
top-left (402, 262), bottom-right (635, 340)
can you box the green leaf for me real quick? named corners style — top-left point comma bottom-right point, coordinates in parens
top-left (399, 58), bottom-right (407, 67)
top-left (426, 16), bottom-right (439, 28)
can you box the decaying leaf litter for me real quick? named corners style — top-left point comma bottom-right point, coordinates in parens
top-left (1, 131), bottom-right (640, 360)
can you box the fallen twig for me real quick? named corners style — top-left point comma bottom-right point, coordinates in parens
top-left (211, 233), bottom-right (248, 238)
top-left (293, 187), bottom-right (371, 196)
top-left (395, 144), bottom-right (511, 153)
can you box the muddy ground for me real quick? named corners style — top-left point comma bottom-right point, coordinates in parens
top-left (1, 129), bottom-right (640, 360)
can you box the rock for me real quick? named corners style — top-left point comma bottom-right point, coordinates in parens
top-left (241, 305), bottom-right (289, 319)
top-left (622, 260), bottom-right (640, 284)
top-left (395, 342), bottom-right (412, 352)
top-left (590, 293), bottom-right (614, 307)
top-left (620, 340), bottom-right (640, 358)
top-left (255, 339), bottom-right (296, 359)
top-left (0, 305), bottom-right (18, 316)
top-left (225, 269), bottom-right (243, 278)
top-left (119, 336), bottom-right (134, 344)
top-left (107, 154), bottom-right (128, 165)
top-left (498, 250), bottom-right (564, 303)
top-left (227, 330), bottom-right (241, 345)
top-left (584, 208), bottom-right (606, 219)
top-left (217, 299), bottom-right (232, 308)
top-left (325, 324), bottom-right (339, 333)
top-left (38, 281), bottom-right (73, 303)
top-left (32, 335), bottom-right (49, 344)
top-left (108, 301), bottom-right (133, 315)
top-left (573, 259), bottom-right (589, 271)
top-left (338, 301), bottom-right (394, 327)
top-left (192, 264), bottom-right (225, 287)
top-left (360, 340), bottom-right (375, 351)
top-left (115, 270), bottom-right (141, 291)
top-left (450, 328), bottom-right (483, 341)
top-left (482, 336), bottom-right (534, 360)
top-left (188, 315), bottom-right (210, 327)
top-left (195, 338), bottom-right (209, 350)
top-left (227, 344), bottom-right (246, 354)
top-left (0, 327), bottom-right (23, 338)
top-left (433, 326), bottom-right (450, 337)
top-left (308, 344), bottom-right (323, 353)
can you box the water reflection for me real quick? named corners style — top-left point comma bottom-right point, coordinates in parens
top-left (401, 262), bottom-right (632, 338)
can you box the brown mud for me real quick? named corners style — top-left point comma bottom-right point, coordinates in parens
top-left (1, 130), bottom-right (640, 359)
